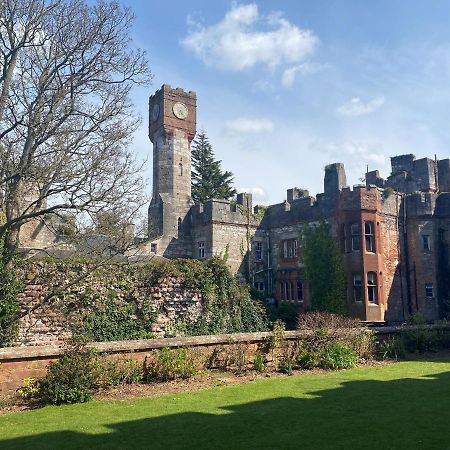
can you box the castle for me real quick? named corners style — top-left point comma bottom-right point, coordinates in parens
top-left (145, 84), bottom-right (450, 323)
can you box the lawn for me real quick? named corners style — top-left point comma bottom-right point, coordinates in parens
top-left (1, 357), bottom-right (450, 449)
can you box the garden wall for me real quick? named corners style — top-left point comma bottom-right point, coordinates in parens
top-left (16, 260), bottom-right (203, 346)
top-left (0, 325), bottom-right (426, 395)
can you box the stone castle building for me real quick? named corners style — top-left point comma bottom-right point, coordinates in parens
top-left (146, 84), bottom-right (450, 323)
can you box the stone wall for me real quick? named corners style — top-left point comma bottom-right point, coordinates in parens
top-left (15, 261), bottom-right (203, 347)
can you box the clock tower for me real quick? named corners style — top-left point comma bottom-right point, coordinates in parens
top-left (148, 85), bottom-right (197, 255)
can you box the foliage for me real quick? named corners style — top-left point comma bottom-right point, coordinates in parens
top-left (437, 228), bottom-right (450, 318)
top-left (39, 345), bottom-right (98, 404)
top-left (268, 303), bottom-right (298, 330)
top-left (297, 312), bottom-right (374, 360)
top-left (382, 187), bottom-right (395, 199)
top-left (270, 320), bottom-right (286, 350)
top-left (0, 227), bottom-right (22, 347)
top-left (93, 354), bottom-right (144, 387)
top-left (253, 353), bottom-right (266, 373)
top-left (319, 343), bottom-right (357, 370)
top-left (176, 257), bottom-right (269, 335)
top-left (378, 336), bottom-right (406, 360)
top-left (191, 131), bottom-right (237, 204)
top-left (145, 347), bottom-right (201, 381)
top-left (0, 0), bottom-right (151, 252)
top-left (81, 302), bottom-right (154, 342)
top-left (16, 378), bottom-right (39, 400)
top-left (301, 223), bottom-right (347, 315)
top-left (278, 358), bottom-right (294, 374)
top-left (297, 344), bottom-right (356, 370)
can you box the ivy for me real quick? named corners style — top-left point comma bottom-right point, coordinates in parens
top-left (0, 228), bottom-right (22, 346)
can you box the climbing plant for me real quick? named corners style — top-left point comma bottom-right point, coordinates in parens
top-left (301, 222), bottom-right (347, 315)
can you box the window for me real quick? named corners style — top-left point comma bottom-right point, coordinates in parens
top-left (254, 282), bottom-right (265, 293)
top-left (281, 282), bottom-right (289, 301)
top-left (365, 221), bottom-right (375, 252)
top-left (351, 223), bottom-right (361, 251)
top-left (282, 239), bottom-right (298, 259)
top-left (343, 225), bottom-right (349, 253)
top-left (150, 243), bottom-right (157, 253)
top-left (353, 274), bottom-right (363, 302)
top-left (254, 241), bottom-right (263, 261)
top-left (197, 241), bottom-right (205, 259)
top-left (425, 283), bottom-right (434, 298)
top-left (177, 217), bottom-right (182, 231)
top-left (367, 272), bottom-right (377, 303)
top-left (179, 163), bottom-right (183, 176)
top-left (297, 282), bottom-right (303, 303)
top-left (422, 235), bottom-right (430, 251)
top-left (290, 283), bottom-right (295, 303)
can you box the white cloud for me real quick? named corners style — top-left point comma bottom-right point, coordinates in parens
top-left (311, 141), bottom-right (387, 173)
top-left (281, 62), bottom-right (326, 86)
top-left (237, 186), bottom-right (269, 203)
top-left (224, 117), bottom-right (274, 134)
top-left (182, 3), bottom-right (318, 72)
top-left (337, 96), bottom-right (385, 116)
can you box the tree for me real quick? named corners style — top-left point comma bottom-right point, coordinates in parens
top-left (301, 222), bottom-right (347, 315)
top-left (0, 0), bottom-right (151, 259)
top-left (191, 131), bottom-right (236, 204)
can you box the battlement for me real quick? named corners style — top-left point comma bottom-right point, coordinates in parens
top-left (191, 193), bottom-right (264, 227)
top-left (366, 154), bottom-right (450, 194)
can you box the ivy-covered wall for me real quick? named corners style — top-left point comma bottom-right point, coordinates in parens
top-left (15, 257), bottom-right (269, 346)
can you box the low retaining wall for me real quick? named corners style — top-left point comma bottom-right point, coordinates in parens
top-left (0, 325), bottom-right (444, 395)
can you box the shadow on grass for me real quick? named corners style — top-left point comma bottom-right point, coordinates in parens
top-left (2, 370), bottom-right (450, 450)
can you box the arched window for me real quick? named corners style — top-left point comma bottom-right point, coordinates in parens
top-left (177, 217), bottom-right (182, 231)
top-left (367, 272), bottom-right (377, 303)
top-left (179, 163), bottom-right (183, 176)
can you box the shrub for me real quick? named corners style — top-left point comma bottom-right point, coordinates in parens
top-left (278, 358), bottom-right (293, 374)
top-left (145, 347), bottom-right (201, 381)
top-left (93, 354), bottom-right (144, 387)
top-left (297, 349), bottom-right (321, 369)
top-left (16, 378), bottom-right (39, 400)
top-left (319, 343), bottom-right (357, 370)
top-left (253, 353), bottom-right (266, 373)
top-left (39, 346), bottom-right (97, 404)
top-left (378, 336), bottom-right (406, 360)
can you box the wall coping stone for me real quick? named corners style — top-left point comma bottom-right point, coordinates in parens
top-left (0, 324), bottom-right (447, 362)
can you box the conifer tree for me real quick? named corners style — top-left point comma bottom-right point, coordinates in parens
top-left (191, 132), bottom-right (237, 204)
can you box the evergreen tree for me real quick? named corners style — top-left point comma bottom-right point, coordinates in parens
top-left (191, 132), bottom-right (237, 204)
top-left (301, 222), bottom-right (347, 315)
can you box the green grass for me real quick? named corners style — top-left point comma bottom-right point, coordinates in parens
top-left (2, 357), bottom-right (450, 449)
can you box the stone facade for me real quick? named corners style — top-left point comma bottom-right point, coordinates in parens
top-left (145, 85), bottom-right (450, 323)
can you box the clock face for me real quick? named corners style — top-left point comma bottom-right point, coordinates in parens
top-left (173, 102), bottom-right (188, 120)
top-left (151, 103), bottom-right (160, 121)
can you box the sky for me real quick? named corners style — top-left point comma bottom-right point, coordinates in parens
top-left (122, 0), bottom-right (450, 205)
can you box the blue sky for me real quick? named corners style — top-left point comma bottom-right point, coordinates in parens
top-left (123, 0), bottom-right (450, 205)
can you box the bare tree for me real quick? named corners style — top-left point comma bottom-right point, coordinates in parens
top-left (0, 0), bottom-right (152, 257)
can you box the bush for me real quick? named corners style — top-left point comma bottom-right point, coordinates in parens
top-left (145, 347), bottom-right (201, 381)
top-left (297, 312), bottom-right (375, 361)
top-left (297, 344), bottom-right (357, 370)
top-left (39, 346), bottom-right (98, 404)
top-left (253, 353), bottom-right (266, 373)
top-left (16, 378), bottom-right (39, 400)
top-left (297, 349), bottom-right (321, 369)
top-left (93, 354), bottom-right (144, 387)
top-left (278, 358), bottom-right (293, 374)
top-left (319, 343), bottom-right (357, 370)
top-left (378, 336), bottom-right (406, 360)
